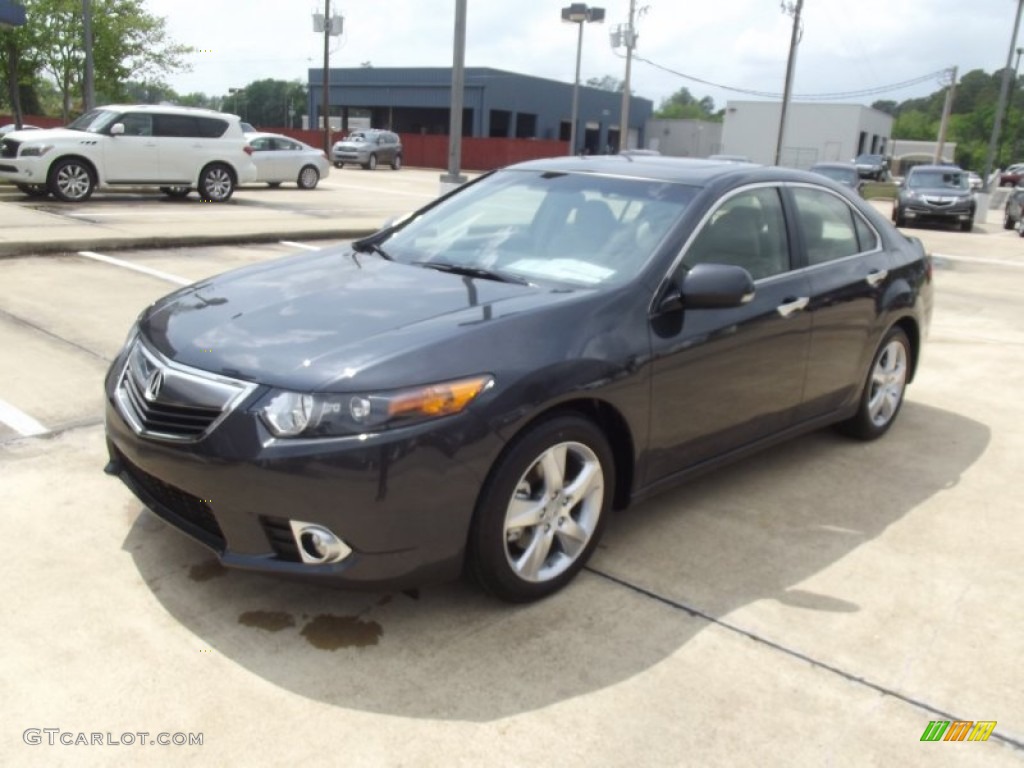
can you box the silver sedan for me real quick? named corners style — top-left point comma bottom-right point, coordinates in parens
top-left (247, 132), bottom-right (330, 189)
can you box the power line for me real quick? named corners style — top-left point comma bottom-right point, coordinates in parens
top-left (631, 53), bottom-right (950, 101)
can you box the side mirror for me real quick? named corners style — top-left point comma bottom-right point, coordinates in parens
top-left (658, 263), bottom-right (755, 312)
top-left (110, 123), bottom-right (125, 136)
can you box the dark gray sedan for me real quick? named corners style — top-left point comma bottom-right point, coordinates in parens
top-left (104, 156), bottom-right (933, 602)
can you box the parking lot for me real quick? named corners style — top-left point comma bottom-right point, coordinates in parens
top-left (1, 169), bottom-right (1022, 766)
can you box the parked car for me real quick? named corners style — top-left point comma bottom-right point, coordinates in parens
top-left (1003, 185), bottom-right (1024, 230)
top-left (967, 171), bottom-right (982, 191)
top-left (808, 162), bottom-right (864, 195)
top-left (240, 121), bottom-right (256, 134)
top-left (0, 104), bottom-right (256, 202)
top-left (708, 153), bottom-right (750, 163)
top-left (246, 132), bottom-right (329, 189)
top-left (0, 123), bottom-right (40, 135)
top-left (103, 156), bottom-right (933, 602)
top-left (999, 163), bottom-right (1024, 187)
top-left (331, 129), bottom-right (402, 170)
top-left (852, 153), bottom-right (888, 181)
top-left (892, 164), bottom-right (975, 231)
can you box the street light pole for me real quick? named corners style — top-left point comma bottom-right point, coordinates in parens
top-left (322, 0), bottom-right (331, 154)
top-left (562, 4), bottom-right (605, 156)
top-left (82, 0), bottom-right (95, 110)
top-left (774, 0), bottom-right (804, 167)
top-left (999, 47), bottom-right (1024, 162)
top-left (981, 0), bottom-right (1024, 192)
top-left (617, 0), bottom-right (636, 152)
top-left (440, 0), bottom-right (468, 190)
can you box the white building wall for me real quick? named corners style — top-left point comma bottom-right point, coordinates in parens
top-left (721, 102), bottom-right (894, 168)
top-left (644, 119), bottom-right (723, 157)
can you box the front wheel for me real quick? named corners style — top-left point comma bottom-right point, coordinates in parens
top-left (467, 415), bottom-right (614, 602)
top-left (960, 217), bottom-right (973, 232)
top-left (198, 163), bottom-right (235, 202)
top-left (1004, 210), bottom-right (1015, 230)
top-left (48, 158), bottom-right (95, 202)
top-left (297, 165), bottom-right (320, 189)
top-left (363, 153), bottom-right (377, 171)
top-left (838, 327), bottom-right (911, 440)
top-left (892, 207), bottom-right (906, 227)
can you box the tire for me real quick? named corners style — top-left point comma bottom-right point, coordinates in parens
top-left (47, 158), bottom-right (95, 202)
top-left (390, 154), bottom-right (402, 171)
top-left (893, 207), bottom-right (906, 227)
top-left (334, 162), bottom-right (343, 169)
top-left (198, 163), bottom-right (235, 202)
top-left (267, 182), bottom-right (282, 188)
top-left (160, 186), bottom-right (190, 199)
top-left (16, 183), bottom-right (48, 198)
top-left (960, 217), bottom-right (973, 232)
top-left (297, 165), bottom-right (320, 189)
top-left (1004, 210), bottom-right (1015, 230)
top-left (363, 153), bottom-right (377, 171)
top-left (467, 415), bottom-right (614, 602)
top-left (838, 327), bottom-right (911, 441)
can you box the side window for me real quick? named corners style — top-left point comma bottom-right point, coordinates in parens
top-left (791, 187), bottom-right (865, 265)
top-left (154, 114), bottom-right (200, 138)
top-left (119, 113), bottom-right (152, 137)
top-left (249, 137), bottom-right (273, 152)
top-left (196, 117), bottom-right (228, 138)
top-left (853, 214), bottom-right (879, 253)
top-left (683, 187), bottom-right (790, 280)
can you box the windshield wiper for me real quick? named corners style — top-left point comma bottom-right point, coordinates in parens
top-left (414, 261), bottom-right (531, 286)
top-left (351, 240), bottom-right (393, 260)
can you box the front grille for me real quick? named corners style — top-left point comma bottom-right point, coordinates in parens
top-left (261, 516), bottom-right (301, 562)
top-left (113, 341), bottom-right (257, 442)
top-left (119, 453), bottom-right (226, 550)
top-left (0, 139), bottom-right (18, 159)
top-left (121, 362), bottom-right (221, 438)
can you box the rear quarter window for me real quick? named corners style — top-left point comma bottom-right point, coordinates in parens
top-left (196, 117), bottom-right (229, 138)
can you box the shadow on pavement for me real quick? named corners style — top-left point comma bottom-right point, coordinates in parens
top-left (123, 401), bottom-right (988, 722)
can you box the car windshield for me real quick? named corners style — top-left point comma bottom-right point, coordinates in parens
top-left (381, 169), bottom-right (697, 288)
top-left (811, 166), bottom-right (856, 184)
top-left (908, 170), bottom-right (968, 190)
top-left (347, 132), bottom-right (368, 142)
top-left (67, 108), bottom-right (120, 133)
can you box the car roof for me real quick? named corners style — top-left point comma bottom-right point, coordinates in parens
top-left (909, 164), bottom-right (963, 172)
top-left (94, 104), bottom-right (239, 119)
top-left (504, 154), bottom-right (824, 186)
top-left (810, 162), bottom-right (857, 169)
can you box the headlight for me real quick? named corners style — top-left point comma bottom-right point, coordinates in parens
top-left (19, 144), bottom-right (53, 158)
top-left (258, 375), bottom-right (494, 438)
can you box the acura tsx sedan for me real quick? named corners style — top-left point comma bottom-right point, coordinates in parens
top-left (104, 156), bottom-right (933, 602)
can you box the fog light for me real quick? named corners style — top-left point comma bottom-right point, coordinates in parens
top-left (288, 521), bottom-right (352, 564)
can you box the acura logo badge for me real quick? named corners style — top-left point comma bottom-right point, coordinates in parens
top-left (144, 369), bottom-right (164, 402)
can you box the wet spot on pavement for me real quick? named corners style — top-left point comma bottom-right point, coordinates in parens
top-left (238, 610), bottom-right (297, 632)
top-left (300, 614), bottom-right (383, 649)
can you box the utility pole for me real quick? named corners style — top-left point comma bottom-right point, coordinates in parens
top-left (934, 67), bottom-right (957, 164)
top-left (440, 0), bottom-right (468, 191)
top-left (322, 0), bottom-right (331, 154)
top-left (774, 0), bottom-right (804, 167)
top-left (617, 0), bottom-right (636, 151)
top-left (83, 0), bottom-right (95, 110)
top-left (982, 0), bottom-right (1024, 192)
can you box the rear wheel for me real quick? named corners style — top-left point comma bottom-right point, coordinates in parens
top-left (363, 153), bottom-right (377, 171)
top-left (838, 327), bottom-right (910, 441)
top-left (297, 165), bottom-right (320, 189)
top-left (198, 163), bottom-right (235, 202)
top-left (48, 158), bottom-right (95, 202)
top-left (390, 154), bottom-right (402, 171)
top-left (467, 415), bottom-right (614, 602)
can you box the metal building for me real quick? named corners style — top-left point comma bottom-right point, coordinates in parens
top-left (721, 101), bottom-right (894, 169)
top-left (307, 67), bottom-right (653, 154)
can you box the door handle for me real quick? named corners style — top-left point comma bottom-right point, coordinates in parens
top-left (776, 297), bottom-right (809, 317)
top-left (866, 269), bottom-right (889, 287)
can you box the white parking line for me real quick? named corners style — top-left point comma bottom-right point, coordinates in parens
top-left (0, 398), bottom-right (47, 437)
top-left (322, 181), bottom-right (436, 199)
top-left (77, 251), bottom-right (191, 285)
top-left (280, 241), bottom-right (322, 251)
top-left (932, 252), bottom-right (1024, 269)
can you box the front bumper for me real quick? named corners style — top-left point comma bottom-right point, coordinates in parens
top-left (0, 156), bottom-right (47, 184)
top-left (104, 365), bottom-right (503, 590)
top-left (900, 196), bottom-right (974, 224)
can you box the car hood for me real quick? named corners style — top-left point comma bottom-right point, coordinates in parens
top-left (6, 127), bottom-right (90, 143)
top-left (140, 249), bottom-right (589, 391)
top-left (905, 185), bottom-right (971, 197)
top-left (333, 139), bottom-right (366, 148)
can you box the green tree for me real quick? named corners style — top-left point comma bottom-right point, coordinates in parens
top-left (654, 87), bottom-right (717, 120)
top-left (585, 75), bottom-right (624, 92)
top-left (222, 80), bottom-right (307, 129)
top-left (892, 109), bottom-right (935, 140)
top-left (5, 0), bottom-right (192, 121)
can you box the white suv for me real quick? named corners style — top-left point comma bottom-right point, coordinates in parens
top-left (0, 104), bottom-right (257, 202)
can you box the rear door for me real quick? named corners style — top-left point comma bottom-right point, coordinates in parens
top-left (784, 185), bottom-right (895, 421)
top-left (645, 185), bottom-right (812, 483)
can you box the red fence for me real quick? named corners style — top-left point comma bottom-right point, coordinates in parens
top-left (2, 115), bottom-right (569, 172)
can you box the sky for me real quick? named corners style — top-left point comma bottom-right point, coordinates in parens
top-left (144, 0), bottom-right (1024, 111)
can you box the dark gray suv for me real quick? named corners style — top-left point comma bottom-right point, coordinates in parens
top-left (892, 165), bottom-right (975, 232)
top-left (331, 129), bottom-right (402, 170)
